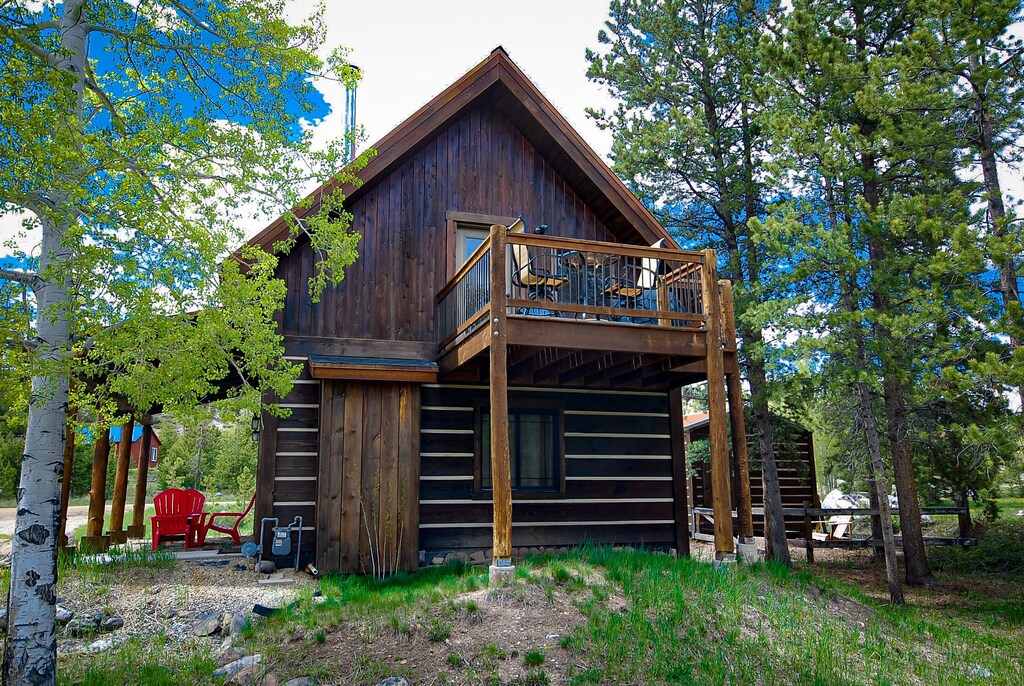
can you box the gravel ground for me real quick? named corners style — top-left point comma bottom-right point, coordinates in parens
top-left (55, 549), bottom-right (316, 655)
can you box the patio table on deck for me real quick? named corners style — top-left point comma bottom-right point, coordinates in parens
top-left (557, 250), bottom-right (619, 318)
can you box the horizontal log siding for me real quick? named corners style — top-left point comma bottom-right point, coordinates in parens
top-left (691, 429), bottom-right (816, 538)
top-left (419, 384), bottom-right (675, 552)
top-left (261, 363), bottom-right (320, 563)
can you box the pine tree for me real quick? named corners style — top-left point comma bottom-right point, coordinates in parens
top-left (587, 0), bottom-right (793, 563)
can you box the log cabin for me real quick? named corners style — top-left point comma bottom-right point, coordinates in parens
top-left (685, 412), bottom-right (820, 540)
top-left (249, 48), bottom-right (754, 576)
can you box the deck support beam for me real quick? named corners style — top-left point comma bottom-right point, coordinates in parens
top-left (702, 252), bottom-right (735, 561)
top-left (720, 281), bottom-right (755, 559)
top-left (107, 418), bottom-right (135, 544)
top-left (488, 223), bottom-right (514, 584)
top-left (82, 423), bottom-right (112, 552)
top-left (127, 421), bottom-right (154, 538)
top-left (58, 416), bottom-right (76, 550)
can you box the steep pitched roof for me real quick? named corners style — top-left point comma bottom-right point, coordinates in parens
top-left (246, 47), bottom-right (672, 253)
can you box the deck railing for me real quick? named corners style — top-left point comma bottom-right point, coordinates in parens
top-left (437, 227), bottom-right (709, 351)
top-left (437, 236), bottom-right (492, 351)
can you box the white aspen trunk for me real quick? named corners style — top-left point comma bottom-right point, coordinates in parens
top-left (4, 2), bottom-right (85, 683)
top-left (3, 216), bottom-right (72, 685)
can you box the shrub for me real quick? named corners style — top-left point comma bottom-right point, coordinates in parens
top-left (931, 519), bottom-right (1024, 574)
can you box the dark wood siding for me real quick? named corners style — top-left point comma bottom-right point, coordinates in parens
top-left (275, 100), bottom-right (616, 346)
top-left (419, 384), bottom-right (676, 553)
top-left (315, 380), bottom-right (421, 574)
top-left (256, 360), bottom-right (319, 564)
top-left (690, 417), bottom-right (819, 538)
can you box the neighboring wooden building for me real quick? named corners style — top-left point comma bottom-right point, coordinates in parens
top-left (108, 425), bottom-right (161, 469)
top-left (685, 412), bottom-right (820, 539)
top-left (250, 49), bottom-right (753, 573)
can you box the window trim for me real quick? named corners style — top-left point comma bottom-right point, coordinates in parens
top-left (445, 210), bottom-right (517, 277)
top-left (473, 399), bottom-right (566, 498)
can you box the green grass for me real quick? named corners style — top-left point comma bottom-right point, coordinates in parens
top-left (71, 505), bottom-right (156, 542)
top-left (56, 547), bottom-right (1024, 685)
top-left (996, 496), bottom-right (1024, 519)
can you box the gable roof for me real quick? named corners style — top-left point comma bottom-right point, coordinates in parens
top-left (245, 47), bottom-right (673, 254)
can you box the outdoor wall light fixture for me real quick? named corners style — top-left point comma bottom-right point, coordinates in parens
top-left (533, 224), bottom-right (548, 234)
top-left (250, 414), bottom-right (260, 442)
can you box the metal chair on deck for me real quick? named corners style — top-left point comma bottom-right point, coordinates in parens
top-left (508, 217), bottom-right (568, 311)
top-left (605, 238), bottom-right (665, 321)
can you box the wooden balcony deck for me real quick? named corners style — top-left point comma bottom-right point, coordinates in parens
top-left (435, 226), bottom-right (727, 391)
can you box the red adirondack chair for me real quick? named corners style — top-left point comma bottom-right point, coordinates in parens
top-left (150, 488), bottom-right (206, 551)
top-left (197, 492), bottom-right (256, 546)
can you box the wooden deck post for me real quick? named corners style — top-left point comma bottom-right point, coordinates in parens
top-left (81, 424), bottom-right (111, 552)
top-left (488, 223), bottom-right (515, 585)
top-left (803, 501), bottom-right (815, 563)
top-left (58, 417), bottom-right (76, 550)
top-left (702, 251), bottom-right (735, 561)
top-left (127, 421), bottom-right (154, 538)
top-left (720, 280), bottom-right (755, 559)
top-left (107, 418), bottom-right (135, 544)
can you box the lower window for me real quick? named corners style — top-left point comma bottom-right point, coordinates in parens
top-left (480, 410), bottom-right (560, 492)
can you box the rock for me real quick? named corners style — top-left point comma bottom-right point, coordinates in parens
top-left (66, 618), bottom-right (95, 636)
top-left (284, 678), bottom-right (317, 686)
top-left (0, 605), bottom-right (8, 632)
top-left (228, 611), bottom-right (247, 636)
top-left (469, 550), bottom-right (486, 563)
top-left (192, 610), bottom-right (223, 636)
top-left (229, 665), bottom-right (277, 686)
top-left (216, 647), bottom-right (247, 668)
top-left (256, 560), bottom-right (276, 574)
top-left (86, 635), bottom-right (127, 653)
top-left (212, 654), bottom-right (261, 680)
top-left (99, 615), bottom-right (124, 632)
top-left (444, 552), bottom-right (469, 565)
top-left (376, 678), bottom-right (410, 686)
top-left (969, 666), bottom-right (994, 678)
top-left (431, 556), bottom-right (445, 566)
top-left (162, 607), bottom-right (177, 619)
top-left (55, 605), bottom-right (74, 626)
top-left (148, 585), bottom-right (162, 595)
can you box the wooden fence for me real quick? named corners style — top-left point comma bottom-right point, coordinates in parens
top-left (691, 505), bottom-right (975, 562)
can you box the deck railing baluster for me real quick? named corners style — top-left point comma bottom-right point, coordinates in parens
top-left (436, 233), bottom-right (710, 351)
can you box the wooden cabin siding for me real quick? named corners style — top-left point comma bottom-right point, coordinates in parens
top-left (255, 361), bottom-right (319, 562)
top-left (315, 380), bottom-right (421, 574)
top-left (690, 420), bottom-right (819, 538)
top-left (418, 384), bottom-right (677, 553)
top-left (274, 100), bottom-right (617, 346)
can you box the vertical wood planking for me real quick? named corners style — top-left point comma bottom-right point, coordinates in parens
top-left (274, 102), bottom-right (618, 343)
top-left (398, 383), bottom-right (421, 570)
top-left (668, 390), bottom-right (691, 557)
top-left (316, 381), bottom-right (342, 571)
top-left (339, 383), bottom-right (364, 573)
top-left (359, 385), bottom-right (382, 574)
top-left (378, 385), bottom-right (399, 573)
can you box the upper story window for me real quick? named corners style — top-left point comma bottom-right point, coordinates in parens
top-left (456, 224), bottom-right (489, 267)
